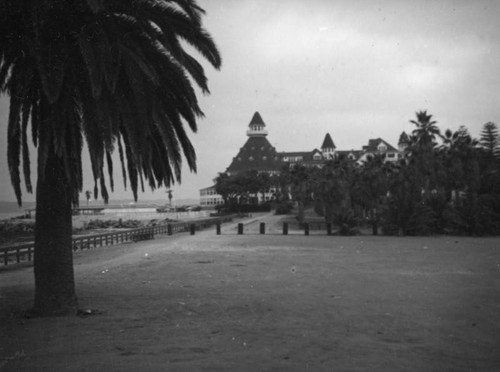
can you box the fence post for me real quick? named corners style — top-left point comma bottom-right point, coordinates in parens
top-left (216, 222), bottom-right (221, 235)
top-left (327, 223), bottom-right (332, 236)
top-left (190, 224), bottom-right (196, 235)
top-left (168, 224), bottom-right (173, 236)
top-left (260, 222), bottom-right (265, 234)
top-left (304, 223), bottom-right (309, 236)
top-left (283, 223), bottom-right (288, 235)
top-left (238, 223), bottom-right (244, 235)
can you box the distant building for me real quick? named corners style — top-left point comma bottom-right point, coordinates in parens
top-left (200, 111), bottom-right (405, 206)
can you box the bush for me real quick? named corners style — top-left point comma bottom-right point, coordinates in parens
top-left (220, 203), bottom-right (271, 213)
top-left (333, 209), bottom-right (360, 236)
top-left (274, 201), bottom-right (294, 215)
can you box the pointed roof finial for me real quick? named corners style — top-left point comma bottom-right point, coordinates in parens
top-left (321, 133), bottom-right (336, 149)
top-left (398, 131), bottom-right (410, 144)
top-left (249, 112), bottom-right (266, 127)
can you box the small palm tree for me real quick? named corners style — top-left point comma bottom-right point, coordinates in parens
top-left (166, 189), bottom-right (173, 207)
top-left (85, 190), bottom-right (92, 206)
top-left (1, 0), bottom-right (221, 315)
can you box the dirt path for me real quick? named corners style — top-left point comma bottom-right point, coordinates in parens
top-left (1, 217), bottom-right (500, 371)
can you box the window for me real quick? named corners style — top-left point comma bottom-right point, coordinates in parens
top-left (387, 153), bottom-right (395, 158)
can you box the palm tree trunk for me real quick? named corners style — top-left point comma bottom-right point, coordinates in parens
top-left (370, 208), bottom-right (378, 235)
top-left (33, 145), bottom-right (78, 316)
top-left (297, 200), bottom-right (305, 223)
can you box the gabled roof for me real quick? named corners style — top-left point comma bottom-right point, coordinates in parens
top-left (321, 133), bottom-right (336, 149)
top-left (362, 138), bottom-right (398, 152)
top-left (248, 112), bottom-right (266, 127)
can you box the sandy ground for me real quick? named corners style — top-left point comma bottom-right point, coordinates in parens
top-left (1, 214), bottom-right (500, 371)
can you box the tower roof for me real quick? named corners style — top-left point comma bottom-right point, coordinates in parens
top-left (249, 112), bottom-right (266, 127)
top-left (321, 133), bottom-right (336, 149)
top-left (226, 136), bottom-right (283, 174)
top-left (398, 131), bottom-right (411, 144)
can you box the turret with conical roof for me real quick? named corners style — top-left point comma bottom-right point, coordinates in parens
top-left (398, 132), bottom-right (411, 152)
top-left (247, 111), bottom-right (268, 137)
top-left (321, 133), bottom-right (336, 159)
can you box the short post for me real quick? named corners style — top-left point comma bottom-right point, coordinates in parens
top-left (283, 222), bottom-right (288, 235)
top-left (238, 223), bottom-right (244, 235)
top-left (260, 222), bottom-right (265, 234)
top-left (216, 222), bottom-right (221, 235)
top-left (304, 223), bottom-right (309, 236)
top-left (190, 224), bottom-right (196, 235)
top-left (327, 223), bottom-right (332, 236)
top-left (167, 224), bottom-right (173, 236)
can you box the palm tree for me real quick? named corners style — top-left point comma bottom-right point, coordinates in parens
top-left (85, 190), bottom-right (92, 206)
top-left (166, 189), bottom-right (173, 207)
top-left (0, 0), bottom-right (221, 316)
top-left (410, 110), bottom-right (441, 148)
top-left (409, 111), bottom-right (442, 195)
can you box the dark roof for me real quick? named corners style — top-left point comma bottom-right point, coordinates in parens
top-left (321, 133), bottom-right (336, 149)
top-left (281, 151), bottom-right (313, 158)
top-left (248, 112), bottom-right (266, 127)
top-left (226, 136), bottom-right (283, 174)
top-left (398, 131), bottom-right (411, 144)
top-left (362, 138), bottom-right (398, 152)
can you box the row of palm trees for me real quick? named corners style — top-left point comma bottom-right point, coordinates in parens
top-left (282, 112), bottom-right (500, 236)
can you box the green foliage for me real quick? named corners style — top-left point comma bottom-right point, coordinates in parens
top-left (333, 208), bottom-right (360, 236)
top-left (274, 201), bottom-right (295, 215)
top-left (1, 0), bottom-right (221, 205)
top-left (214, 170), bottom-right (272, 207)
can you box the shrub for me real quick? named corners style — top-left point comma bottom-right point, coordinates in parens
top-left (333, 208), bottom-right (360, 236)
top-left (274, 201), bottom-right (294, 215)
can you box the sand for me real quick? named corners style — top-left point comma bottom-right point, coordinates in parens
top-left (1, 214), bottom-right (499, 371)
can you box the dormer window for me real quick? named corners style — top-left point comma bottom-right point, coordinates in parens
top-left (378, 144), bottom-right (387, 152)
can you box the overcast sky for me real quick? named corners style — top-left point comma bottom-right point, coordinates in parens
top-left (1, 0), bottom-right (500, 204)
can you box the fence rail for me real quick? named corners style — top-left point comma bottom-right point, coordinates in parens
top-left (1, 216), bottom-right (233, 267)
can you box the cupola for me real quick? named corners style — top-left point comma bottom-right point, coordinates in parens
top-left (247, 111), bottom-right (268, 137)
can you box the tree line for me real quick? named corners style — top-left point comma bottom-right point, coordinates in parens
top-left (215, 112), bottom-right (500, 236)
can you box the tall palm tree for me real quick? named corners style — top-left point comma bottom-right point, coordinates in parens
top-left (409, 111), bottom-right (442, 195)
top-left (0, 0), bottom-right (221, 316)
top-left (410, 110), bottom-right (441, 148)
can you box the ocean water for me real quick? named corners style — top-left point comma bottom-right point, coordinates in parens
top-left (0, 201), bottom-right (36, 220)
top-left (0, 198), bottom-right (199, 221)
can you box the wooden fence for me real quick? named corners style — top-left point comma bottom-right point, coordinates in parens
top-left (1, 216), bottom-right (233, 267)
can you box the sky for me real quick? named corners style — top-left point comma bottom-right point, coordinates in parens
top-left (1, 0), bottom-right (500, 205)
